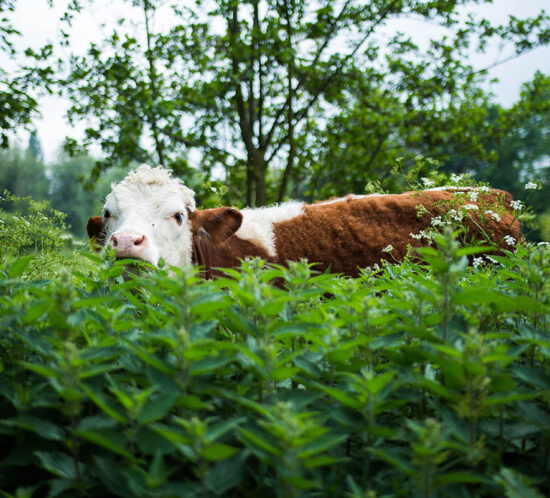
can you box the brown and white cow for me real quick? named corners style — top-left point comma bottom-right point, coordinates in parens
top-left (87, 165), bottom-right (521, 277)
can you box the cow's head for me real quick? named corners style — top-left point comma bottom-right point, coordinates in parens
top-left (87, 165), bottom-right (243, 267)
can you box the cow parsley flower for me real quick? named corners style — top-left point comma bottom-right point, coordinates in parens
top-left (472, 257), bottom-right (484, 269)
top-left (525, 181), bottom-right (538, 190)
top-left (382, 244), bottom-right (393, 253)
top-left (431, 216), bottom-right (443, 227)
top-left (448, 209), bottom-right (464, 222)
top-left (410, 232), bottom-right (422, 240)
top-left (486, 256), bottom-right (499, 264)
top-left (503, 235), bottom-right (516, 246)
top-left (468, 190), bottom-right (479, 202)
top-left (463, 204), bottom-right (478, 211)
top-left (479, 186), bottom-right (490, 193)
top-left (449, 173), bottom-right (463, 184)
top-left (485, 210), bottom-right (501, 222)
top-left (510, 200), bottom-right (523, 211)
top-left (421, 177), bottom-right (435, 187)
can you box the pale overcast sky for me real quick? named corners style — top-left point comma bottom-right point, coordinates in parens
top-left (3, 0), bottom-right (550, 163)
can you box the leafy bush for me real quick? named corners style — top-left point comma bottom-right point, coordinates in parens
top-left (1, 232), bottom-right (549, 497)
top-left (0, 192), bottom-right (86, 279)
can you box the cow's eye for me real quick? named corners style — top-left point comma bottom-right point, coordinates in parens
top-left (103, 209), bottom-right (111, 220)
top-left (173, 212), bottom-right (184, 225)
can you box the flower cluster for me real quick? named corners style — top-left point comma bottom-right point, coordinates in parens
top-left (421, 177), bottom-right (435, 187)
top-left (485, 210), bottom-right (501, 223)
top-left (525, 181), bottom-right (538, 190)
top-left (503, 235), bottom-right (516, 246)
top-left (510, 200), bottom-right (523, 211)
top-left (450, 173), bottom-right (463, 184)
top-left (409, 230), bottom-right (434, 242)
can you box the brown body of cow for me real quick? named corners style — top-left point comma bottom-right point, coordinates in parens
top-left (182, 189), bottom-right (520, 278)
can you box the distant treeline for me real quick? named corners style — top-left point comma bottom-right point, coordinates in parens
top-left (0, 138), bottom-right (127, 238)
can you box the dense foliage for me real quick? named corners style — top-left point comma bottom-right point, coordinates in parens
top-left (1, 226), bottom-right (549, 496)
top-left (57, 0), bottom-right (550, 206)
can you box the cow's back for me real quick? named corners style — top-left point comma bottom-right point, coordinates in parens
top-left (272, 189), bottom-right (520, 276)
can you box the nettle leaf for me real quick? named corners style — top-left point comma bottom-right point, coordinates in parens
top-left (8, 256), bottom-right (34, 278)
top-left (137, 392), bottom-right (179, 424)
top-left (297, 433), bottom-right (348, 459)
top-left (34, 452), bottom-right (77, 479)
top-left (496, 468), bottom-right (544, 498)
top-left (239, 428), bottom-right (282, 457)
top-left (2, 416), bottom-right (64, 441)
top-left (77, 430), bottom-right (134, 460)
top-left (205, 450), bottom-right (249, 494)
top-left (201, 442), bottom-right (239, 462)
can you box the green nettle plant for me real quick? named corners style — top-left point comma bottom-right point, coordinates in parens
top-left (1, 203), bottom-right (550, 497)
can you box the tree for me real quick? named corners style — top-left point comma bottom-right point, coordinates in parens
top-left (27, 129), bottom-right (43, 161)
top-left (0, 145), bottom-right (49, 201)
top-left (0, 0), bottom-right (54, 148)
top-left (48, 155), bottom-right (128, 237)
top-left (61, 0), bottom-right (550, 206)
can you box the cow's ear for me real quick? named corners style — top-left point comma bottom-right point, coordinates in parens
top-left (87, 216), bottom-right (106, 251)
top-left (189, 207), bottom-right (243, 244)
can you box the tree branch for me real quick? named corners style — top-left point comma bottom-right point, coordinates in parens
top-left (267, 0), bottom-right (400, 163)
top-left (263, 0), bottom-right (354, 150)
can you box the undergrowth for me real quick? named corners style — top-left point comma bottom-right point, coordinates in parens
top-left (1, 227), bottom-right (549, 497)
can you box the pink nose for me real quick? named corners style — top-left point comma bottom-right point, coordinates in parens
top-left (109, 231), bottom-right (147, 259)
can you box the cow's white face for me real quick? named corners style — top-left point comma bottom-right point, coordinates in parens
top-left (100, 165), bottom-right (196, 267)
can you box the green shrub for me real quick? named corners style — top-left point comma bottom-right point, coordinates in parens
top-left (0, 192), bottom-right (86, 279)
top-left (0, 232), bottom-right (549, 497)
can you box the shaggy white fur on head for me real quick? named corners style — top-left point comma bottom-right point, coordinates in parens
top-left (102, 164), bottom-right (196, 267)
top-left (111, 164), bottom-right (196, 211)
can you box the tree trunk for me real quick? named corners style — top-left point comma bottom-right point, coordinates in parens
top-left (249, 149), bottom-right (267, 207)
top-left (278, 0), bottom-right (295, 203)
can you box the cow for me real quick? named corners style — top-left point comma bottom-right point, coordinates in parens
top-left (87, 164), bottom-right (521, 278)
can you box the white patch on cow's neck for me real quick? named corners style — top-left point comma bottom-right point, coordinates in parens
top-left (237, 201), bottom-right (305, 257)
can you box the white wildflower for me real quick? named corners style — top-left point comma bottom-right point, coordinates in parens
top-left (450, 173), bottom-right (463, 184)
top-left (479, 186), bottom-right (490, 193)
top-left (448, 209), bottom-right (464, 222)
top-left (421, 177), bottom-right (435, 187)
top-left (503, 235), bottom-right (516, 246)
top-left (431, 216), bottom-right (443, 227)
top-left (382, 244), bottom-right (393, 253)
top-left (409, 230), bottom-right (433, 241)
top-left (485, 210), bottom-right (501, 222)
top-left (417, 230), bottom-right (434, 242)
top-left (463, 204), bottom-right (479, 211)
top-left (472, 257), bottom-right (484, 269)
top-left (468, 190), bottom-right (479, 202)
top-left (525, 181), bottom-right (538, 190)
top-left (510, 200), bottom-right (523, 211)
top-left (537, 242), bottom-right (550, 249)
top-left (486, 256), bottom-right (499, 264)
